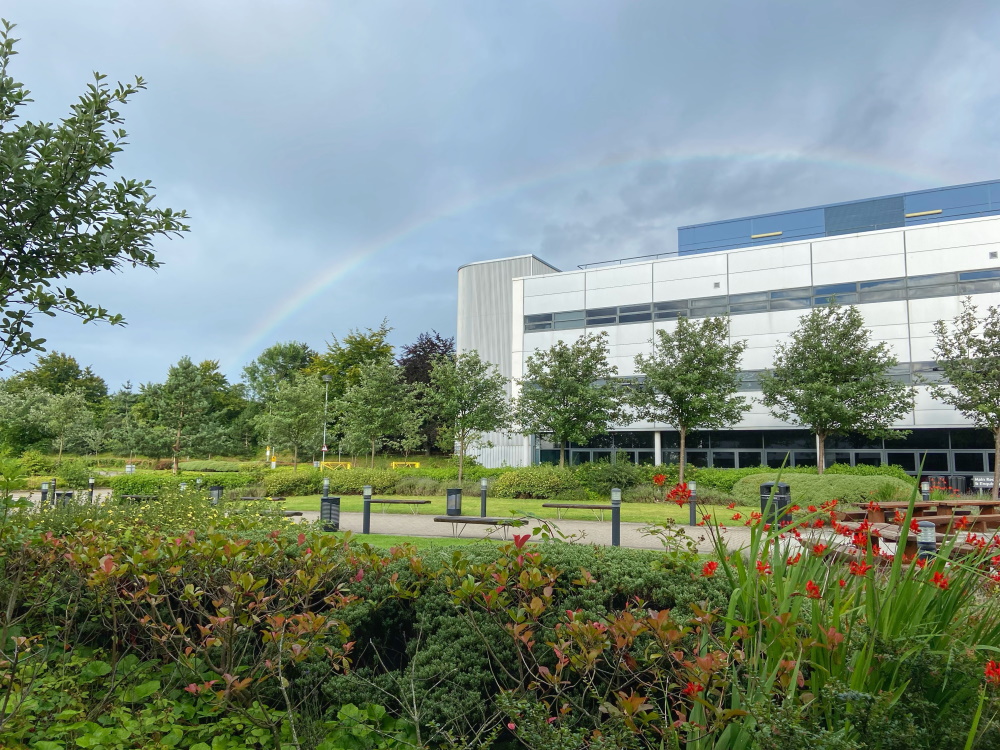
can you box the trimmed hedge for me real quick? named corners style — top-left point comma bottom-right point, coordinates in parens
top-left (731, 472), bottom-right (914, 506)
top-left (490, 465), bottom-right (580, 499)
top-left (177, 460), bottom-right (244, 472)
top-left (825, 462), bottom-right (915, 484)
top-left (108, 471), bottom-right (258, 495)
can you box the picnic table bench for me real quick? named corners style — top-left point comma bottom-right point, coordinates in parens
top-left (368, 499), bottom-right (431, 514)
top-left (120, 494), bottom-right (158, 502)
top-left (837, 520), bottom-right (979, 557)
top-left (433, 515), bottom-right (522, 539)
top-left (542, 502), bottom-right (614, 521)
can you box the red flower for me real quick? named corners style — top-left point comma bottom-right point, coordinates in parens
top-left (731, 512), bottom-right (742, 520)
top-left (931, 571), bottom-right (949, 590)
top-left (726, 502), bottom-right (736, 509)
top-left (849, 560), bottom-right (872, 576)
top-left (786, 553), bottom-right (801, 566)
top-left (701, 561), bottom-right (719, 577)
top-left (807, 505), bottom-right (818, 513)
top-left (756, 560), bottom-right (772, 575)
top-left (666, 483), bottom-right (692, 507)
top-left (986, 660), bottom-right (1000, 686)
top-left (838, 579), bottom-right (846, 587)
top-left (513, 534), bottom-right (530, 550)
top-left (652, 474), bottom-right (667, 486)
top-left (805, 580), bottom-right (821, 599)
top-left (910, 519), bottom-right (920, 534)
top-left (682, 682), bottom-right (704, 696)
top-left (812, 543), bottom-right (827, 556)
top-left (915, 557), bottom-right (927, 569)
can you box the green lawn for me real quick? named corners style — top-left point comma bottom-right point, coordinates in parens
top-left (281, 494), bottom-right (757, 525)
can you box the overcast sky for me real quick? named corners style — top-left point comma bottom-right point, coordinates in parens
top-left (4, 0), bottom-right (999, 389)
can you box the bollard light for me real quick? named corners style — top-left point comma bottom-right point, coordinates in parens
top-left (481, 477), bottom-right (488, 491)
top-left (480, 477), bottom-right (488, 518)
top-left (610, 488), bottom-right (622, 547)
top-left (40, 481), bottom-right (49, 507)
top-left (917, 520), bottom-right (937, 560)
top-left (179, 482), bottom-right (188, 491)
top-left (195, 478), bottom-right (203, 488)
top-left (362, 485), bottom-right (373, 534)
top-left (320, 495), bottom-right (341, 532)
top-left (41, 481), bottom-right (49, 491)
top-left (209, 485), bottom-right (223, 505)
top-left (88, 477), bottom-right (95, 504)
top-left (323, 477), bottom-right (331, 497)
top-left (688, 481), bottom-right (698, 526)
top-left (363, 485), bottom-right (372, 499)
top-left (610, 487), bottom-right (622, 505)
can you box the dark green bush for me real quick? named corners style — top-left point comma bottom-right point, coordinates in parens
top-left (19, 449), bottom-right (54, 475)
top-left (490, 465), bottom-right (580, 498)
top-left (573, 457), bottom-right (640, 495)
top-left (108, 471), bottom-right (258, 496)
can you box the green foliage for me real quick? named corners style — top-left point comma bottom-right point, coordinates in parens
top-left (759, 302), bottom-right (915, 472)
top-left (516, 331), bottom-right (624, 467)
top-left (0, 21), bottom-right (189, 367)
top-left (19, 448), bottom-right (53, 475)
top-left (241, 340), bottom-right (316, 403)
top-left (490, 464), bottom-right (580, 498)
top-left (177, 459), bottom-right (245, 472)
top-left (730, 471), bottom-right (914, 504)
top-left (308, 318), bottom-right (394, 400)
top-left (261, 467), bottom-right (399, 496)
top-left (824, 461), bottom-right (915, 483)
top-left (632, 315), bottom-right (749, 482)
top-left (338, 359), bottom-right (420, 467)
top-left (108, 470), bottom-right (258, 496)
top-left (254, 374), bottom-right (325, 467)
top-left (573, 457), bottom-right (641, 495)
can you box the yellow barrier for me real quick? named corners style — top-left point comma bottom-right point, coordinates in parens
top-left (391, 462), bottom-right (421, 469)
top-left (321, 461), bottom-right (352, 471)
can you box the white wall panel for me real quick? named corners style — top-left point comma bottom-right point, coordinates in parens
top-left (586, 283), bottom-right (652, 308)
top-left (729, 265), bottom-right (811, 294)
top-left (813, 231), bottom-right (903, 262)
top-left (523, 291), bottom-right (586, 315)
top-left (616, 324), bottom-right (656, 345)
top-left (728, 242), bottom-right (810, 273)
top-left (730, 309), bottom-right (811, 336)
top-left (585, 263), bottom-right (653, 289)
top-left (858, 301), bottom-right (909, 327)
top-left (653, 253), bottom-right (728, 281)
top-left (653, 276), bottom-right (727, 300)
top-left (740, 347), bottom-right (778, 370)
top-left (524, 272), bottom-right (584, 296)
top-left (907, 247), bottom-right (1000, 276)
top-left (908, 297), bottom-right (965, 324)
top-left (906, 217), bottom-right (1000, 253)
top-left (814, 254), bottom-right (905, 284)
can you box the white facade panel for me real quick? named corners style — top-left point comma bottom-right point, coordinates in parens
top-left (812, 231), bottom-right (903, 262)
top-left (653, 253), bottom-right (728, 281)
top-left (907, 246), bottom-right (1000, 276)
top-left (727, 242), bottom-right (809, 273)
top-left (729, 265), bottom-right (811, 294)
top-left (584, 263), bottom-right (653, 290)
top-left (524, 272), bottom-right (584, 296)
top-left (905, 217), bottom-right (1000, 254)
top-left (814, 254), bottom-right (905, 284)
top-left (586, 283), bottom-right (652, 308)
top-left (653, 275), bottom-right (727, 300)
top-left (523, 291), bottom-right (586, 315)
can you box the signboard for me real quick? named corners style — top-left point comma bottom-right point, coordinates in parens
top-left (322, 445), bottom-right (328, 452)
top-left (972, 475), bottom-right (996, 490)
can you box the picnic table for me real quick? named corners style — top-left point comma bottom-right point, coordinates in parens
top-left (541, 502), bottom-right (614, 521)
top-left (864, 499), bottom-right (1000, 528)
top-left (433, 515), bottom-right (522, 539)
top-left (120, 494), bottom-right (158, 502)
top-left (238, 496), bottom-right (287, 502)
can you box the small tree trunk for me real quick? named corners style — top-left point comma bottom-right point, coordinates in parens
top-left (457, 436), bottom-right (466, 484)
top-left (57, 437), bottom-right (64, 465)
top-left (678, 427), bottom-right (687, 484)
top-left (293, 446), bottom-right (298, 471)
top-left (559, 440), bottom-right (566, 468)
top-left (816, 432), bottom-right (827, 475)
top-left (173, 427), bottom-right (182, 475)
top-left (370, 439), bottom-right (376, 469)
top-left (993, 429), bottom-right (1000, 503)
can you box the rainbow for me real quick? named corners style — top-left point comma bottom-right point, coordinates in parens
top-left (227, 146), bottom-right (963, 370)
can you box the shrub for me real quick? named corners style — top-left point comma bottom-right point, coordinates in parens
top-left (573, 457), bottom-right (640, 495)
top-left (825, 462), bottom-right (915, 484)
top-left (490, 465), bottom-right (580, 499)
top-left (19, 449), bottom-right (54, 475)
top-left (108, 471), bottom-right (258, 496)
top-left (730, 472), bottom-right (914, 505)
top-left (393, 476), bottom-right (444, 496)
top-left (177, 460), bottom-right (244, 472)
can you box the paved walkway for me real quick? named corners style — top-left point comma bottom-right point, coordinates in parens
top-left (294, 510), bottom-right (754, 553)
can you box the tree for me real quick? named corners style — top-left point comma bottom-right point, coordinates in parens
top-left (307, 319), bottom-right (394, 399)
top-left (140, 357), bottom-right (219, 473)
top-left (428, 350), bottom-right (511, 483)
top-left (40, 389), bottom-right (93, 463)
top-left (398, 331), bottom-right (456, 453)
top-left (0, 21), bottom-right (188, 369)
top-left (632, 316), bottom-right (749, 483)
top-left (516, 332), bottom-right (624, 468)
top-left (759, 302), bottom-right (913, 474)
top-left (7, 351), bottom-right (107, 404)
top-left (242, 341), bottom-right (316, 403)
top-left (338, 359), bottom-right (416, 467)
top-left (927, 298), bottom-right (1000, 500)
top-left (254, 376), bottom-right (325, 469)
top-left (0, 383), bottom-right (50, 452)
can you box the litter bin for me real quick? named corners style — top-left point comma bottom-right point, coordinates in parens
top-left (446, 488), bottom-right (462, 517)
top-left (949, 475), bottom-right (968, 494)
top-left (760, 482), bottom-right (791, 526)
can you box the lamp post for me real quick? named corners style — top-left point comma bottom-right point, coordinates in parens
top-left (610, 487), bottom-right (622, 547)
top-left (480, 477), bottom-right (488, 518)
top-left (688, 480), bottom-right (698, 527)
top-left (88, 477), bottom-right (95, 504)
top-left (321, 374), bottom-right (333, 468)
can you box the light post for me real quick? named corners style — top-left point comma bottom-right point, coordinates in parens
top-left (321, 374), bottom-right (333, 467)
top-left (480, 477), bottom-right (488, 518)
top-left (610, 488), bottom-right (621, 547)
top-left (688, 480), bottom-right (698, 527)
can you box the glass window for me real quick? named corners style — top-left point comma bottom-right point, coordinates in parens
top-left (710, 430), bottom-right (764, 449)
top-left (553, 310), bottom-right (584, 322)
top-left (586, 307), bottom-right (617, 318)
top-left (538, 450), bottom-right (560, 465)
top-left (814, 293), bottom-right (858, 305)
top-left (826, 452), bottom-right (853, 467)
top-left (959, 268), bottom-right (1000, 281)
top-left (686, 432), bottom-right (711, 449)
top-left (570, 452), bottom-right (591, 465)
top-left (859, 289), bottom-right (906, 303)
top-left (525, 313), bottom-right (553, 323)
top-left (619, 312), bottom-right (652, 324)
top-left (637, 452), bottom-right (656, 465)
top-left (814, 282), bottom-right (858, 296)
top-left (586, 316), bottom-right (616, 327)
top-left (553, 319), bottom-right (584, 330)
top-left (614, 431), bottom-right (655, 448)
top-left (921, 452), bottom-right (949, 472)
top-left (908, 272), bottom-right (957, 287)
top-left (908, 284), bottom-right (957, 299)
top-left (828, 433), bottom-right (882, 449)
top-left (686, 451), bottom-right (709, 468)
top-left (729, 292), bottom-right (769, 303)
top-left (855, 452), bottom-right (882, 466)
top-left (690, 295), bottom-right (728, 309)
top-left (886, 452), bottom-right (916, 472)
top-left (591, 451), bottom-right (612, 463)
top-left (770, 287), bottom-right (813, 299)
top-left (689, 305), bottom-right (728, 318)
top-left (767, 430), bottom-right (813, 449)
top-left (959, 279), bottom-right (1000, 295)
top-left (655, 300), bottom-right (689, 311)
top-left (767, 451), bottom-right (791, 468)
top-left (654, 310), bottom-right (683, 320)
top-left (619, 303), bottom-right (652, 314)
top-left (860, 278), bottom-right (905, 290)
top-left (793, 452), bottom-right (817, 467)
top-left (768, 297), bottom-right (811, 310)
top-left (950, 429), bottom-right (994, 449)
top-left (954, 453), bottom-right (985, 472)
top-left (730, 301), bottom-right (769, 314)
top-left (738, 451), bottom-right (764, 468)
top-left (712, 451), bottom-right (736, 468)
top-left (524, 322), bottom-right (553, 331)
top-left (659, 432), bottom-right (680, 449)
top-left (884, 429), bottom-right (950, 449)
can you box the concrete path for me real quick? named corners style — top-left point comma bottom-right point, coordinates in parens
top-left (293, 510), bottom-right (754, 553)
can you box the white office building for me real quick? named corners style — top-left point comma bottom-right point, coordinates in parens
top-left (457, 180), bottom-right (1000, 482)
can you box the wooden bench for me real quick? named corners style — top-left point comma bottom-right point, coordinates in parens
top-left (239, 496), bottom-right (287, 502)
top-left (120, 494), bottom-right (158, 502)
top-left (283, 510), bottom-right (303, 517)
top-left (369, 499), bottom-right (431, 515)
top-left (433, 515), bottom-right (522, 539)
top-left (904, 513), bottom-right (1000, 533)
top-left (542, 502), bottom-right (614, 521)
